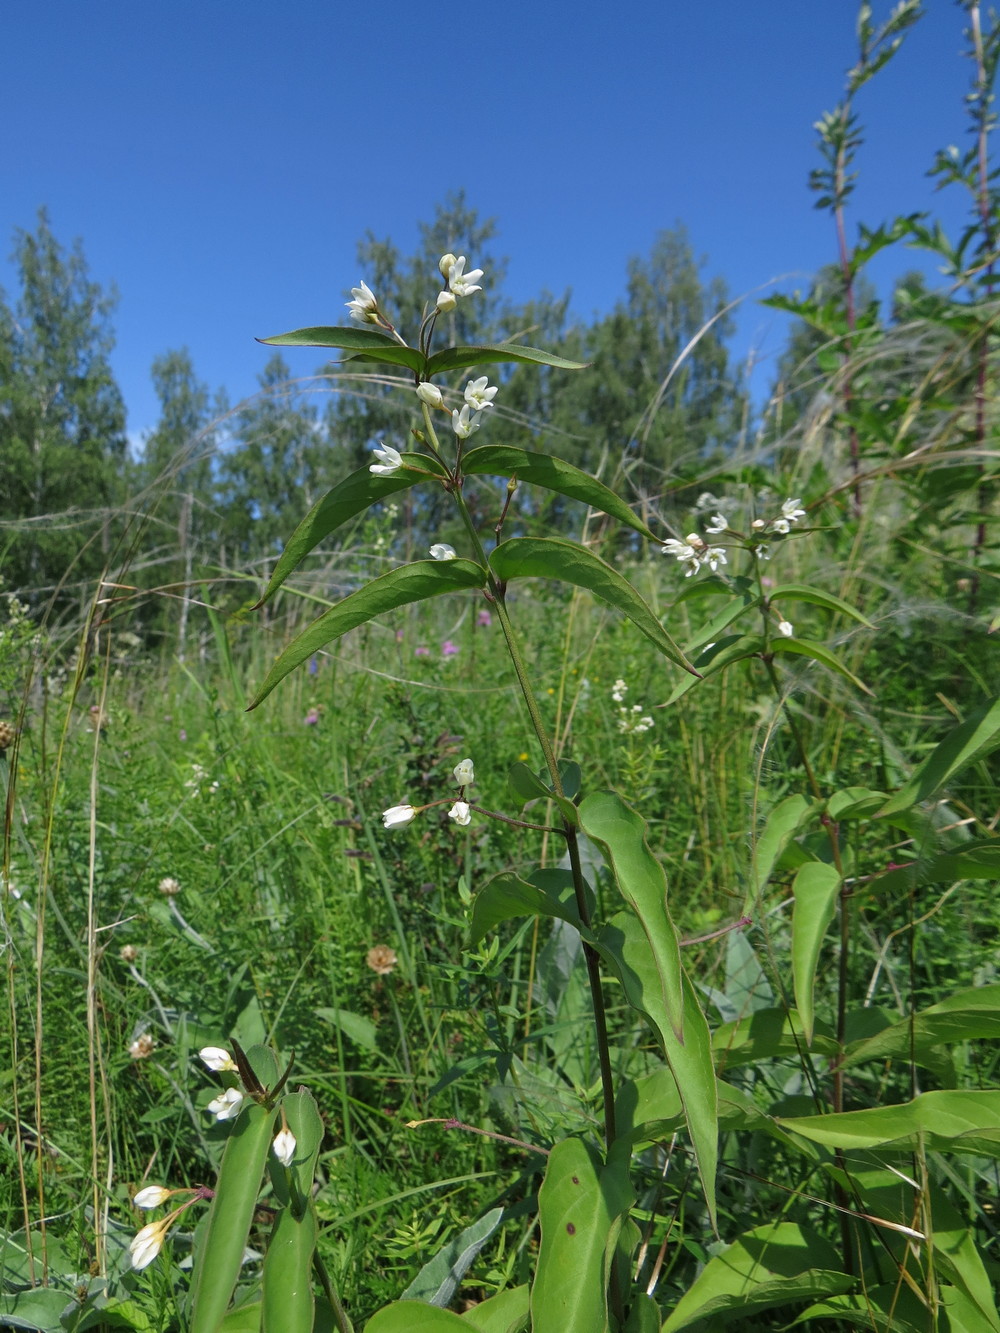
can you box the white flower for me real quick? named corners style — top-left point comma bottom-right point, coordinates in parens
top-left (346, 280), bottom-right (379, 325)
top-left (370, 443), bottom-right (403, 476)
top-left (703, 546), bottom-right (727, 572)
top-left (382, 804), bottom-right (416, 829)
top-left (206, 1088), bottom-right (245, 1122)
top-left (705, 514), bottom-right (728, 534)
top-left (751, 519), bottom-right (766, 530)
top-left (661, 539), bottom-right (701, 576)
top-left (451, 405), bottom-right (483, 439)
top-left (770, 518), bottom-right (791, 534)
top-left (438, 252), bottom-right (457, 278)
top-left (463, 376), bottom-right (498, 411)
top-left (272, 1128), bottom-right (297, 1167)
top-left (416, 382), bottom-right (444, 409)
top-left (130, 1220), bottom-right (169, 1270)
top-left (752, 544), bottom-right (772, 561)
top-left (429, 544), bottom-right (457, 561)
top-left (134, 1185), bottom-right (172, 1209)
top-left (611, 678), bottom-right (627, 702)
top-left (778, 620), bottom-right (794, 637)
top-left (453, 758), bottom-right (475, 786)
top-left (436, 289), bottom-right (457, 313)
top-left (782, 497), bottom-right (806, 523)
top-left (446, 256), bottom-right (484, 298)
top-left (199, 1046), bottom-right (238, 1072)
top-left (448, 801), bottom-right (472, 826)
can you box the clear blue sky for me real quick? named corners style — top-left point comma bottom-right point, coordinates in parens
top-left (2, 2), bottom-right (977, 440)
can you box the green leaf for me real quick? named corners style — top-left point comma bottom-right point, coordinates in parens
top-left (402, 1208), bottom-right (505, 1307)
top-left (844, 983), bottom-right (1000, 1070)
top-left (488, 538), bottom-right (696, 675)
top-left (255, 456), bottom-right (447, 608)
top-left (529, 1137), bottom-right (633, 1333)
top-left (595, 912), bottom-right (717, 1223)
top-left (622, 1293), bottom-right (661, 1333)
top-left (712, 1008), bottom-right (839, 1072)
top-left (791, 862), bottom-right (841, 1044)
top-left (0, 1288), bottom-right (72, 1332)
top-left (507, 761), bottom-right (551, 804)
top-left (879, 698), bottom-right (1000, 815)
top-left (365, 1301), bottom-right (472, 1331)
top-left (929, 1186), bottom-right (1000, 1331)
top-left (660, 1222), bottom-right (852, 1332)
top-left (248, 559), bottom-right (486, 708)
top-left (797, 1286), bottom-right (951, 1333)
top-left (770, 636), bottom-right (872, 694)
top-left (315, 1007), bottom-right (380, 1053)
top-left (469, 869), bottom-right (589, 946)
top-left (768, 583), bottom-right (874, 627)
top-left (461, 446), bottom-right (654, 539)
top-left (665, 634), bottom-right (765, 705)
top-left (426, 342), bottom-right (588, 375)
top-left (505, 760), bottom-right (580, 824)
top-left (748, 794), bottom-right (817, 906)
top-left (578, 792), bottom-right (683, 1037)
top-left (259, 325), bottom-right (425, 373)
top-left (778, 1090), bottom-right (1000, 1156)
top-left (685, 594), bottom-right (761, 653)
top-left (826, 787), bottom-right (888, 820)
top-left (459, 1285), bottom-right (529, 1330)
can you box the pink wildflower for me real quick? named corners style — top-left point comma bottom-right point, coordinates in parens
top-left (441, 640), bottom-right (459, 657)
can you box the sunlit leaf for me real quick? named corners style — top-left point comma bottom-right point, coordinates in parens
top-left (248, 560), bottom-right (486, 708)
top-left (258, 324), bottom-right (425, 373)
top-left (878, 697), bottom-right (1000, 816)
top-left (770, 636), bottom-right (872, 694)
top-left (768, 582), bottom-right (874, 627)
top-left (778, 1090), bottom-right (1000, 1156)
top-left (426, 342), bottom-right (588, 375)
top-left (469, 869), bottom-right (590, 946)
top-left (664, 634), bottom-right (765, 705)
top-left (844, 983), bottom-right (1000, 1070)
top-left (791, 862), bottom-right (841, 1043)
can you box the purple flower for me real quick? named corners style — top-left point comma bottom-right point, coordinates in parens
top-left (415, 645), bottom-right (430, 658)
top-left (308, 656), bottom-right (319, 675)
top-left (178, 729), bottom-right (187, 742)
top-left (303, 708), bottom-right (320, 725)
top-left (441, 640), bottom-right (459, 657)
top-left (396, 629), bottom-right (404, 642)
top-left (477, 609), bottom-right (492, 627)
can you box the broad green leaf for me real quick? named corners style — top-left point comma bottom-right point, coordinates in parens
top-left (426, 342), bottom-right (588, 375)
top-left (530, 1137), bottom-right (633, 1333)
top-left (459, 1285), bottom-right (529, 1330)
top-left (461, 445), bottom-right (654, 539)
top-left (259, 325), bottom-right (425, 373)
top-left (0, 1288), bottom-right (74, 1332)
top-left (248, 559), bottom-right (486, 708)
top-left (469, 870), bottom-right (589, 946)
top-left (826, 787), bottom-right (888, 820)
top-left (622, 1293), bottom-right (661, 1332)
top-left (791, 862), bottom-right (841, 1044)
top-left (748, 794), bottom-right (817, 905)
top-left (770, 636), bottom-right (872, 694)
top-left (617, 1070), bottom-right (804, 1153)
top-left (365, 1301), bottom-right (472, 1331)
top-left (685, 594), bottom-right (760, 653)
top-left (844, 983), bottom-right (1000, 1070)
top-left (768, 583), bottom-right (875, 627)
top-left (505, 760), bottom-right (579, 823)
top-left (255, 456), bottom-right (447, 607)
top-left (929, 1187), bottom-right (1000, 1331)
top-left (315, 1007), bottom-right (380, 1053)
top-left (401, 1208), bottom-right (504, 1307)
top-left (879, 698), bottom-right (1000, 816)
top-left (778, 1090), bottom-right (1000, 1156)
top-left (578, 792), bottom-right (683, 1037)
top-left (488, 538), bottom-right (696, 675)
top-left (665, 634), bottom-right (765, 705)
top-left (795, 1286), bottom-right (939, 1332)
top-left (595, 912), bottom-right (717, 1224)
top-left (660, 1222), bottom-right (852, 1332)
top-left (507, 761), bottom-right (551, 804)
top-left (713, 1008), bottom-right (839, 1073)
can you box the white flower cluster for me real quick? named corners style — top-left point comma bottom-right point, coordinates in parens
top-left (661, 534), bottom-right (727, 577)
top-left (610, 680), bottom-right (653, 734)
top-left (662, 498), bottom-right (807, 576)
top-left (382, 758), bottom-right (475, 830)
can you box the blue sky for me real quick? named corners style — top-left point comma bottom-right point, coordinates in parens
top-left (2, 2), bottom-right (978, 440)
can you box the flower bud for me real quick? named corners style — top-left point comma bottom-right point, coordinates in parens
top-left (382, 804), bottom-right (416, 829)
top-left (272, 1127), bottom-right (297, 1167)
top-left (448, 801), bottom-right (472, 827)
top-left (416, 382), bottom-right (444, 409)
top-left (453, 758), bottom-right (475, 786)
top-left (199, 1046), bottom-right (237, 1072)
top-left (130, 1220), bottom-right (168, 1270)
top-left (134, 1185), bottom-right (172, 1209)
top-left (438, 253), bottom-right (457, 278)
top-left (436, 290), bottom-right (457, 314)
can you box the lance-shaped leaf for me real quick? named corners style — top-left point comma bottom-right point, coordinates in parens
top-left (664, 634), bottom-right (765, 705)
top-left (778, 1090), bottom-right (1000, 1157)
top-left (791, 862), bottom-right (841, 1043)
top-left (426, 341), bottom-right (588, 376)
top-left (255, 455), bottom-right (448, 608)
top-left (258, 325), bottom-right (425, 373)
top-left (248, 559), bottom-right (486, 708)
top-left (462, 445), bottom-right (655, 539)
top-left (844, 983), bottom-right (1000, 1070)
top-left (767, 582), bottom-right (874, 627)
top-left (878, 697), bottom-right (1000, 816)
top-left (770, 636), bottom-right (872, 694)
top-left (489, 538), bottom-right (697, 676)
top-left (469, 869), bottom-right (591, 945)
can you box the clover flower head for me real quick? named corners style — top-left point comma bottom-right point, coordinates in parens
top-left (477, 609), bottom-right (492, 627)
top-left (441, 639), bottom-right (459, 657)
top-left (464, 376), bottom-right (498, 411)
top-left (129, 1033), bottom-right (155, 1060)
top-left (416, 381), bottom-right (444, 409)
top-left (272, 1127), bottom-right (297, 1167)
top-left (429, 543), bottom-right (457, 561)
top-left (346, 280), bottom-right (379, 325)
top-left (120, 944), bottom-right (138, 963)
top-left (778, 620), bottom-right (794, 637)
top-left (366, 944), bottom-right (398, 975)
top-left (206, 1087), bottom-right (245, 1122)
top-left (781, 498), bottom-right (806, 524)
top-left (134, 1185), bottom-right (172, 1209)
top-left (199, 1046), bottom-right (238, 1072)
top-left (451, 404), bottom-right (483, 439)
top-left (446, 256), bottom-right (484, 298)
top-left (414, 645), bottom-right (430, 658)
top-left (130, 1219), bottom-right (169, 1270)
top-left (448, 801), bottom-right (472, 827)
top-left (382, 804), bottom-right (416, 830)
top-left (453, 758), bottom-right (475, 786)
top-left (705, 514), bottom-right (728, 535)
top-left (369, 443), bottom-right (403, 476)
top-left (158, 876), bottom-right (181, 897)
